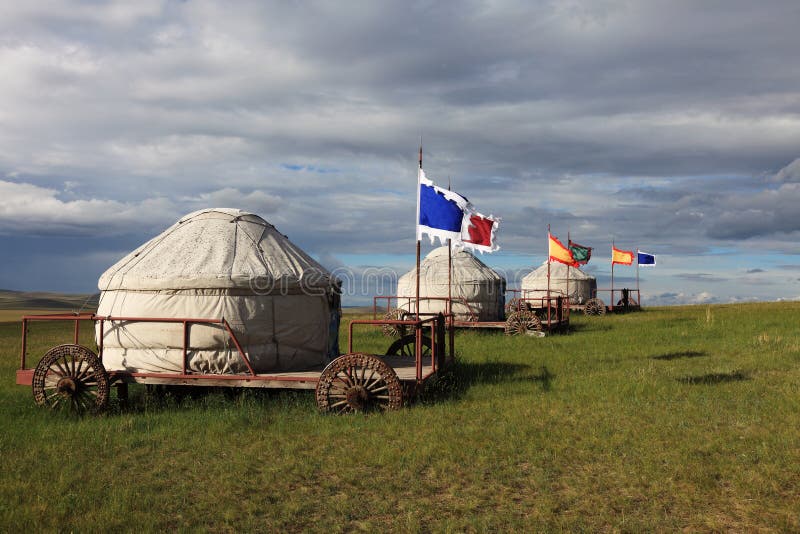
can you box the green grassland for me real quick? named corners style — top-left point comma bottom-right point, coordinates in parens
top-left (1, 302), bottom-right (799, 531)
top-left (0, 289), bottom-right (98, 312)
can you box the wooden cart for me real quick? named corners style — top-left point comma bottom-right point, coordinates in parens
top-left (16, 312), bottom-right (452, 415)
top-left (574, 288), bottom-right (642, 316)
top-left (374, 291), bottom-right (570, 338)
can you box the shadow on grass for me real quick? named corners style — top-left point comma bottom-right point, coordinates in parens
top-left (107, 385), bottom-right (311, 415)
top-left (420, 361), bottom-right (554, 404)
top-left (79, 361), bottom-right (552, 415)
top-left (678, 370), bottom-right (750, 385)
top-left (652, 350), bottom-right (707, 361)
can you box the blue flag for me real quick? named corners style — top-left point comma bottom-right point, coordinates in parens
top-left (416, 168), bottom-right (471, 245)
top-left (637, 251), bottom-right (656, 266)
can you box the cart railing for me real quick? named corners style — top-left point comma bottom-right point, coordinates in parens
top-left (20, 312), bottom-right (450, 384)
top-left (374, 292), bottom-right (570, 327)
top-left (505, 290), bottom-right (571, 326)
top-left (20, 313), bottom-right (258, 376)
top-left (593, 288), bottom-right (640, 310)
top-left (348, 313), bottom-right (451, 381)
top-left (373, 295), bottom-right (481, 322)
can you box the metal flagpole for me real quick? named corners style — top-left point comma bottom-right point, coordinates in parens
top-left (415, 144), bottom-right (422, 320)
top-left (611, 240), bottom-right (615, 312)
top-left (447, 176), bottom-right (452, 318)
top-left (636, 248), bottom-right (640, 307)
top-left (547, 224), bottom-right (551, 309)
top-left (566, 231), bottom-right (571, 312)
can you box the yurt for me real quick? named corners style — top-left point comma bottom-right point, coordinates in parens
top-left (396, 246), bottom-right (505, 321)
top-left (521, 261), bottom-right (596, 304)
top-left (96, 208), bottom-right (340, 374)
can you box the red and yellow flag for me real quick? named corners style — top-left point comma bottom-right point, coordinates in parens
top-left (549, 233), bottom-right (578, 267)
top-left (612, 246), bottom-right (634, 265)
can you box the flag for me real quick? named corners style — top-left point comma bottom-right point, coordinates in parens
top-left (612, 246), bottom-right (634, 265)
top-left (462, 212), bottom-right (500, 253)
top-left (637, 250), bottom-right (656, 266)
top-left (568, 240), bottom-right (592, 265)
top-left (417, 168), bottom-right (472, 245)
top-left (549, 233), bottom-right (578, 267)
top-left (416, 168), bottom-right (500, 252)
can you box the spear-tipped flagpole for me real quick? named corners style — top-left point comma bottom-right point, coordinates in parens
top-left (611, 239), bottom-right (615, 312)
top-left (547, 224), bottom-right (551, 309)
top-left (566, 231), bottom-right (571, 313)
top-left (415, 142), bottom-right (422, 319)
top-left (447, 176), bottom-right (452, 318)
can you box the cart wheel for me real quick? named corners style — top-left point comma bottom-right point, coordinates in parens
top-left (505, 310), bottom-right (543, 336)
top-left (538, 306), bottom-right (558, 324)
top-left (32, 344), bottom-right (109, 414)
top-left (504, 298), bottom-right (520, 316)
top-left (584, 298), bottom-right (607, 316)
top-left (386, 334), bottom-right (432, 359)
top-left (316, 353), bottom-right (403, 413)
top-left (381, 308), bottom-right (408, 338)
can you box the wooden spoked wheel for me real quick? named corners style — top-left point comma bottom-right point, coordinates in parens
top-left (538, 306), bottom-right (558, 324)
top-left (504, 310), bottom-right (543, 336)
top-left (381, 308), bottom-right (408, 338)
top-left (316, 353), bottom-right (403, 413)
top-left (32, 344), bottom-right (110, 414)
top-left (386, 334), bottom-right (432, 359)
top-left (504, 298), bottom-right (520, 316)
top-left (584, 298), bottom-right (607, 316)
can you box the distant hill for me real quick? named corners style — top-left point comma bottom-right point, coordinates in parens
top-left (0, 289), bottom-right (99, 311)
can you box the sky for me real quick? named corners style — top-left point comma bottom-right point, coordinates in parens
top-left (1, 0), bottom-right (799, 306)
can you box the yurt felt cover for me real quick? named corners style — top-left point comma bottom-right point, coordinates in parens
top-left (96, 208), bottom-right (340, 374)
top-left (396, 246), bottom-right (506, 321)
top-left (521, 261), bottom-right (596, 304)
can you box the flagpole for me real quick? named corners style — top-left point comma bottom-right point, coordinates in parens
top-left (636, 248), bottom-right (640, 293)
top-left (611, 240), bottom-right (615, 312)
top-left (566, 231), bottom-right (571, 313)
top-left (447, 176), bottom-right (452, 317)
top-left (636, 248), bottom-right (640, 307)
top-left (547, 225), bottom-right (551, 312)
top-left (416, 143), bottom-right (422, 320)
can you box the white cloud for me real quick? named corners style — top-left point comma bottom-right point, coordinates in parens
top-left (0, 180), bottom-right (176, 235)
top-left (773, 158), bottom-right (800, 183)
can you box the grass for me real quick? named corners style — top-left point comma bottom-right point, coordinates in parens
top-left (1, 302), bottom-right (800, 531)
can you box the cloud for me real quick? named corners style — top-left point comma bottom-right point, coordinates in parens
top-left (674, 273), bottom-right (728, 283)
top-left (0, 180), bottom-right (177, 235)
top-left (706, 183), bottom-right (800, 240)
top-left (2, 1), bottom-right (800, 302)
top-left (772, 158), bottom-right (800, 183)
top-left (645, 291), bottom-right (720, 306)
top-left (0, 181), bottom-right (281, 237)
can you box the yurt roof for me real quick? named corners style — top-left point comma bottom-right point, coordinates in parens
top-left (522, 261), bottom-right (595, 283)
top-left (99, 208), bottom-right (334, 291)
top-left (400, 246), bottom-right (503, 284)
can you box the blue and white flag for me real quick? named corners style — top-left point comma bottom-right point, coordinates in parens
top-left (637, 250), bottom-right (656, 266)
top-left (416, 168), bottom-right (472, 245)
top-left (415, 167), bottom-right (501, 252)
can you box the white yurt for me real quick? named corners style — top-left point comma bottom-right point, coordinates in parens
top-left (521, 261), bottom-right (596, 304)
top-left (96, 208), bottom-right (340, 374)
top-left (396, 246), bottom-right (505, 321)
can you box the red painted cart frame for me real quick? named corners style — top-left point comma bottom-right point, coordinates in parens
top-left (373, 291), bottom-right (570, 333)
top-left (17, 312), bottom-right (451, 395)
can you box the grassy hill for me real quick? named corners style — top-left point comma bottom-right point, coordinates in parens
top-left (1, 302), bottom-right (799, 530)
top-left (0, 289), bottom-right (98, 311)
